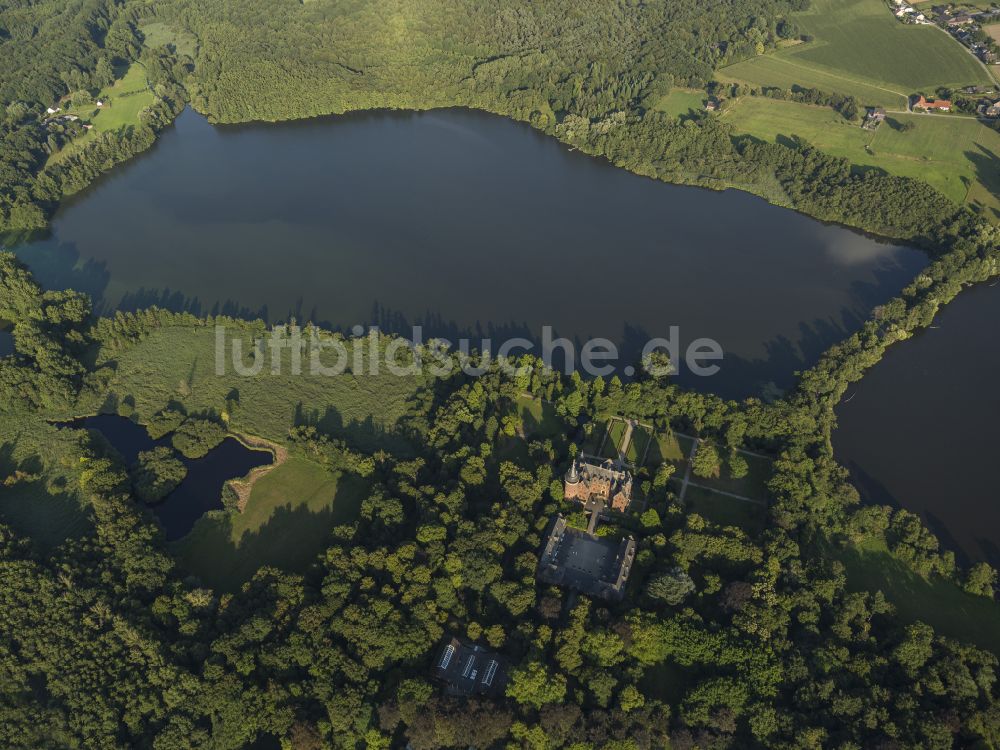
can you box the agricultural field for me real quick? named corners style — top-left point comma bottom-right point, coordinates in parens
top-left (47, 63), bottom-right (156, 165)
top-left (652, 89), bottom-right (707, 118)
top-left (987, 24), bottom-right (1000, 44)
top-left (719, 0), bottom-right (992, 106)
top-left (172, 454), bottom-right (367, 591)
top-left (723, 97), bottom-right (1000, 219)
top-left (719, 56), bottom-right (911, 109)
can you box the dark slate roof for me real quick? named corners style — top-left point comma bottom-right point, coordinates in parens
top-left (537, 516), bottom-right (636, 601)
top-left (431, 637), bottom-right (506, 697)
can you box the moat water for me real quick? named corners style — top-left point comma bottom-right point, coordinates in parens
top-left (9, 107), bottom-right (926, 399)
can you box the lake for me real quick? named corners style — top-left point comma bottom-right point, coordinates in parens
top-left (835, 282), bottom-right (1000, 566)
top-left (59, 414), bottom-right (272, 541)
top-left (10, 107), bottom-right (926, 398)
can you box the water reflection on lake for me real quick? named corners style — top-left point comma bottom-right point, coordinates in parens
top-left (835, 283), bottom-right (1000, 565)
top-left (12, 108), bottom-right (927, 399)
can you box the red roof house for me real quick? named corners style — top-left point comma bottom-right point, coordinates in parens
top-left (914, 95), bottom-right (952, 111)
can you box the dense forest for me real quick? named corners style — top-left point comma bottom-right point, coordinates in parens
top-left (0, 197), bottom-right (999, 747)
top-left (3, 0), bottom-right (1000, 748)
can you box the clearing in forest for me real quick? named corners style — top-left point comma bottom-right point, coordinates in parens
top-left (47, 63), bottom-right (157, 165)
top-left (172, 454), bottom-right (368, 591)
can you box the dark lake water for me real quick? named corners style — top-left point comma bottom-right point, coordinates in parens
top-left (10, 107), bottom-right (926, 398)
top-left (835, 283), bottom-right (1000, 565)
top-left (61, 414), bottom-right (271, 540)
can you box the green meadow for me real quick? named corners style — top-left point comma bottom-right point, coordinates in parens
top-left (652, 89), bottom-right (708, 118)
top-left (0, 415), bottom-right (94, 550)
top-left (516, 394), bottom-right (563, 440)
top-left (719, 55), bottom-right (911, 109)
top-left (723, 97), bottom-right (1000, 219)
top-left (688, 448), bottom-right (773, 504)
top-left (685, 485), bottom-right (767, 533)
top-left (835, 538), bottom-right (1000, 655)
top-left (47, 63), bottom-right (156, 165)
top-left (139, 19), bottom-right (199, 57)
top-left (72, 324), bottom-right (426, 455)
top-left (645, 431), bottom-right (695, 474)
top-left (1, 320), bottom-right (418, 581)
top-left (172, 454), bottom-right (367, 591)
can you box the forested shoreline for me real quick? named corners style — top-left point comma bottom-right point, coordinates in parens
top-left (3, 0), bottom-right (1000, 748)
top-left (0, 0), bottom-right (978, 245)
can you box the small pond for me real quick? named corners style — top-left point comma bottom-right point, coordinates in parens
top-left (60, 413), bottom-right (272, 540)
top-left (0, 320), bottom-right (12, 357)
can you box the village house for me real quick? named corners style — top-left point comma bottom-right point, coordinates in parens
top-left (45, 106), bottom-right (60, 115)
top-left (564, 454), bottom-right (633, 512)
top-left (863, 106), bottom-right (887, 129)
top-left (914, 95), bottom-right (952, 111)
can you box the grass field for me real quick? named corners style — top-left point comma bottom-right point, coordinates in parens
top-left (719, 55), bottom-right (911, 109)
top-left (690, 449), bottom-right (773, 503)
top-left (516, 395), bottom-right (563, 440)
top-left (172, 454), bottom-right (368, 591)
top-left (719, 0), bottom-right (991, 106)
top-left (626, 425), bottom-right (653, 465)
top-left (0, 416), bottom-right (94, 549)
top-left (139, 19), bottom-right (198, 57)
top-left (645, 431), bottom-right (695, 474)
top-left (835, 538), bottom-right (1000, 655)
top-left (685, 485), bottom-right (767, 532)
top-left (723, 96), bottom-right (1000, 219)
top-left (588, 418), bottom-right (653, 465)
top-left (47, 63), bottom-right (156, 166)
top-left (71, 325), bottom-right (426, 455)
top-left (601, 420), bottom-right (628, 460)
top-left (0, 478), bottom-right (92, 550)
top-left (653, 89), bottom-right (707, 118)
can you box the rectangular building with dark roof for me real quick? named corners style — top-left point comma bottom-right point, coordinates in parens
top-left (432, 637), bottom-right (506, 697)
top-left (537, 515), bottom-right (636, 601)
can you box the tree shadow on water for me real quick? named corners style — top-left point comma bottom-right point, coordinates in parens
top-left (8, 238), bottom-right (111, 303)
